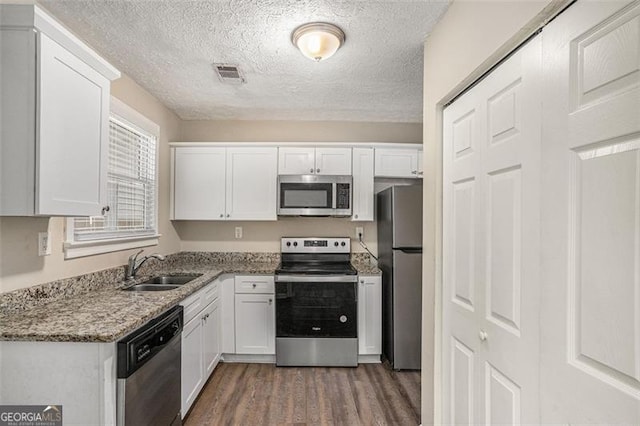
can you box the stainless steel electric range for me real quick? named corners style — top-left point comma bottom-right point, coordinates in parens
top-left (275, 237), bottom-right (358, 367)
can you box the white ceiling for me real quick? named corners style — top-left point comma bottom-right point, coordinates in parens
top-left (39, 0), bottom-right (450, 123)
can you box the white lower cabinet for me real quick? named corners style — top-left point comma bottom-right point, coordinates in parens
top-left (234, 275), bottom-right (275, 355)
top-left (358, 275), bottom-right (382, 356)
top-left (180, 280), bottom-right (221, 416)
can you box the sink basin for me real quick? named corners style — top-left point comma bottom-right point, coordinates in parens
top-left (140, 274), bottom-right (202, 285)
top-left (122, 274), bottom-right (202, 291)
top-left (122, 284), bottom-right (180, 292)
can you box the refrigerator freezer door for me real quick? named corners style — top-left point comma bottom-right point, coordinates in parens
top-left (391, 185), bottom-right (423, 248)
top-left (392, 249), bottom-right (422, 369)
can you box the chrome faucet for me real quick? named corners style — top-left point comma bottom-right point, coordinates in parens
top-left (125, 249), bottom-right (166, 281)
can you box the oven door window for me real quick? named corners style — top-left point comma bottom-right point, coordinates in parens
top-left (275, 281), bottom-right (357, 338)
top-left (279, 183), bottom-right (332, 209)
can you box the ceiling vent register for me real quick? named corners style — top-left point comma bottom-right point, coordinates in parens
top-left (213, 64), bottom-right (246, 84)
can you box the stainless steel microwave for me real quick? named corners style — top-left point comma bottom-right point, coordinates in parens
top-left (277, 175), bottom-right (352, 217)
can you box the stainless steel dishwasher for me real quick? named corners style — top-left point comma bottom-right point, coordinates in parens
top-left (117, 305), bottom-right (183, 426)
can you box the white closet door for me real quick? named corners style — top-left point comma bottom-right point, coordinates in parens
top-left (540, 0), bottom-right (640, 423)
top-left (443, 36), bottom-right (542, 425)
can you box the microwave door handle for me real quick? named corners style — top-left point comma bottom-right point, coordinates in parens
top-left (332, 182), bottom-right (337, 208)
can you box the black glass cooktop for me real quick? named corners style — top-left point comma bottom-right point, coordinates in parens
top-left (276, 261), bottom-right (357, 275)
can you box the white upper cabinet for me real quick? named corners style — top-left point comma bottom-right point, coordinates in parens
top-left (171, 146), bottom-right (278, 221)
top-left (172, 147), bottom-right (226, 220)
top-left (278, 147), bottom-right (351, 175)
top-left (0, 5), bottom-right (120, 216)
top-left (226, 147), bottom-right (278, 220)
top-left (351, 148), bottom-right (374, 221)
top-left (374, 147), bottom-right (423, 178)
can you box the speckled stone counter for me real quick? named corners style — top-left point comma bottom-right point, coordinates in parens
top-left (0, 252), bottom-right (279, 343)
top-left (0, 251), bottom-right (378, 342)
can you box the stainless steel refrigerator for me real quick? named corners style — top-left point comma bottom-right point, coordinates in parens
top-left (377, 185), bottom-right (422, 370)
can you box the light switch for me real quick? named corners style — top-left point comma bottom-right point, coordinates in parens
top-left (235, 227), bottom-right (243, 239)
top-left (38, 232), bottom-right (51, 256)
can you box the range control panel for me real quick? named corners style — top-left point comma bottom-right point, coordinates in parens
top-left (281, 237), bottom-right (351, 253)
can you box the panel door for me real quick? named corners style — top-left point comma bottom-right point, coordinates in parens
top-left (278, 147), bottom-right (315, 174)
top-left (235, 294), bottom-right (275, 354)
top-left (181, 315), bottom-right (204, 416)
top-left (37, 33), bottom-right (109, 216)
top-left (172, 147), bottom-right (226, 220)
top-left (540, 1), bottom-right (640, 423)
top-left (358, 275), bottom-right (382, 355)
top-left (374, 148), bottom-right (419, 178)
top-left (315, 147), bottom-right (352, 175)
top-left (351, 147), bottom-right (374, 221)
top-left (443, 36), bottom-right (542, 424)
top-left (202, 299), bottom-right (220, 378)
top-left (226, 147), bottom-right (277, 220)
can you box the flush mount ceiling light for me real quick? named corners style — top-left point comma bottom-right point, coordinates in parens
top-left (292, 22), bottom-right (345, 62)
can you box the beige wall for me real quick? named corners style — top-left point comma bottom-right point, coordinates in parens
top-left (0, 74), bottom-right (182, 293)
top-left (420, 0), bottom-right (566, 423)
top-left (175, 119), bottom-right (422, 253)
top-left (180, 119), bottom-right (422, 143)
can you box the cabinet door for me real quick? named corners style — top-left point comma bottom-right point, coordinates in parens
top-left (235, 293), bottom-right (275, 354)
top-left (172, 147), bottom-right (226, 220)
top-left (351, 148), bottom-right (374, 221)
top-left (315, 147), bottom-right (352, 175)
top-left (202, 299), bottom-right (220, 378)
top-left (278, 147), bottom-right (315, 174)
top-left (219, 275), bottom-right (236, 353)
top-left (181, 315), bottom-right (204, 415)
top-left (358, 276), bottom-right (382, 355)
top-left (226, 147), bottom-right (277, 220)
top-left (374, 148), bottom-right (419, 178)
top-left (37, 33), bottom-right (110, 216)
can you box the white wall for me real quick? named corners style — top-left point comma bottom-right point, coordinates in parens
top-left (0, 74), bottom-right (182, 293)
top-left (420, 0), bottom-right (566, 423)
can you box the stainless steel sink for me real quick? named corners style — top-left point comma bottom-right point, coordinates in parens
top-left (140, 274), bottom-right (202, 285)
top-left (122, 284), bottom-right (181, 292)
top-left (122, 274), bottom-right (202, 291)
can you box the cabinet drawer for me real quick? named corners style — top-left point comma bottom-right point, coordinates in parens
top-left (181, 279), bottom-right (219, 323)
top-left (202, 280), bottom-right (219, 305)
top-left (234, 275), bottom-right (274, 294)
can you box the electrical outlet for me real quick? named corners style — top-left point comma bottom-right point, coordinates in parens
top-left (38, 232), bottom-right (51, 256)
top-left (355, 227), bottom-right (364, 240)
top-left (235, 227), bottom-right (243, 239)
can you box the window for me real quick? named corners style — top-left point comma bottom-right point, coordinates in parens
top-left (64, 98), bottom-right (160, 259)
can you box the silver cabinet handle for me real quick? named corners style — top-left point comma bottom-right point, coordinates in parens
top-left (310, 168), bottom-right (314, 173)
top-left (411, 170), bottom-right (417, 175)
top-left (101, 206), bottom-right (110, 215)
top-left (316, 168), bottom-right (320, 173)
top-left (252, 283), bottom-right (257, 288)
top-left (479, 330), bottom-right (488, 341)
top-left (219, 213), bottom-right (224, 218)
top-left (354, 214), bottom-right (358, 219)
top-left (418, 171), bottom-right (423, 175)
top-left (268, 298), bottom-right (273, 305)
top-left (226, 214), bottom-right (230, 218)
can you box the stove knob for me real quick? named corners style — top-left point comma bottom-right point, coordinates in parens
top-left (341, 242), bottom-right (346, 247)
top-left (293, 241), bottom-right (298, 247)
top-left (286, 242), bottom-right (291, 247)
top-left (334, 241), bottom-right (339, 247)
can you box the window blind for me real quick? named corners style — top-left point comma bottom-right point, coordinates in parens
top-left (73, 115), bottom-right (157, 241)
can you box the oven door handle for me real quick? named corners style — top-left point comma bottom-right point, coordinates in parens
top-left (275, 275), bottom-right (358, 283)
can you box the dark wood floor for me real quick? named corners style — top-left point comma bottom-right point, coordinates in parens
top-left (184, 362), bottom-right (421, 426)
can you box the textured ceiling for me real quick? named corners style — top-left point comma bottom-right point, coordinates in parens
top-left (39, 0), bottom-right (450, 123)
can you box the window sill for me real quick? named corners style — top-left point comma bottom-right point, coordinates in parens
top-left (64, 234), bottom-right (161, 259)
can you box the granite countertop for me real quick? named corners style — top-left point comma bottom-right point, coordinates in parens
top-left (0, 251), bottom-right (379, 343)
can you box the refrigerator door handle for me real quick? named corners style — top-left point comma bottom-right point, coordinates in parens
top-left (395, 248), bottom-right (423, 254)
